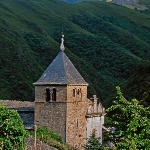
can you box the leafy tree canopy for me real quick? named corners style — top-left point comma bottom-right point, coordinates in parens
top-left (106, 87), bottom-right (150, 149)
top-left (0, 105), bottom-right (28, 150)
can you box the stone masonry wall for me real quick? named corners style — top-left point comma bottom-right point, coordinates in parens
top-left (34, 102), bottom-right (67, 141)
top-left (86, 95), bottom-right (105, 143)
top-left (66, 85), bottom-right (89, 149)
top-left (86, 116), bottom-right (104, 143)
top-left (0, 100), bottom-right (34, 108)
top-left (35, 86), bottom-right (67, 102)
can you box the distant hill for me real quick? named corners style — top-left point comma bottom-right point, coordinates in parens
top-left (111, 0), bottom-right (150, 10)
top-left (0, 0), bottom-right (150, 106)
top-left (61, 0), bottom-right (150, 10)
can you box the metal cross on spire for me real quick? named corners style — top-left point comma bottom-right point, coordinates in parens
top-left (60, 33), bottom-right (65, 51)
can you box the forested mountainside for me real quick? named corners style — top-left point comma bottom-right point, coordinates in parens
top-left (0, 0), bottom-right (150, 106)
top-left (120, 61), bottom-right (150, 106)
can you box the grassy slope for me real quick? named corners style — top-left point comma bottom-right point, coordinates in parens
top-left (0, 0), bottom-right (150, 106)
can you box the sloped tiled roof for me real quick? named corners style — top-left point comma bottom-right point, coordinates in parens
top-left (33, 50), bottom-right (88, 85)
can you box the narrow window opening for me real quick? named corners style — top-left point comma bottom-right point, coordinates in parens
top-left (53, 88), bottom-right (56, 101)
top-left (79, 88), bottom-right (81, 93)
top-left (76, 119), bottom-right (78, 128)
top-left (46, 88), bottom-right (50, 102)
top-left (77, 89), bottom-right (80, 95)
top-left (73, 89), bottom-right (75, 97)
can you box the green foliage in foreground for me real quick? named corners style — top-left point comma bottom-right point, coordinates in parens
top-left (84, 131), bottom-right (104, 150)
top-left (31, 126), bottom-right (63, 143)
top-left (106, 87), bottom-right (150, 149)
top-left (0, 105), bottom-right (29, 150)
top-left (30, 126), bottom-right (74, 150)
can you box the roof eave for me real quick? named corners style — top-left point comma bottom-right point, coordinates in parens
top-left (33, 82), bottom-right (89, 86)
top-left (33, 82), bottom-right (67, 86)
top-left (67, 83), bottom-right (89, 86)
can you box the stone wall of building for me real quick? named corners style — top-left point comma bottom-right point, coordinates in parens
top-left (0, 100), bottom-right (34, 108)
top-left (66, 85), bottom-right (89, 149)
top-left (35, 86), bottom-right (67, 102)
top-left (66, 85), bottom-right (87, 103)
top-left (86, 116), bottom-right (104, 143)
top-left (86, 95), bottom-right (105, 143)
top-left (34, 102), bottom-right (67, 141)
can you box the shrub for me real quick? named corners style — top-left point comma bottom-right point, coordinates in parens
top-left (30, 126), bottom-right (74, 150)
top-left (0, 105), bottom-right (28, 150)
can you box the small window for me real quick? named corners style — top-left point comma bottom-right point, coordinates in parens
top-left (76, 119), bottom-right (78, 128)
top-left (52, 88), bottom-right (56, 101)
top-left (77, 89), bottom-right (80, 95)
top-left (46, 88), bottom-right (50, 102)
top-left (73, 89), bottom-right (75, 97)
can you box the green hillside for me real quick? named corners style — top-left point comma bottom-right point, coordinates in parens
top-left (0, 0), bottom-right (150, 106)
top-left (120, 61), bottom-right (150, 106)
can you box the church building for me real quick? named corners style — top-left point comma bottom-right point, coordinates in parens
top-left (33, 35), bottom-right (105, 149)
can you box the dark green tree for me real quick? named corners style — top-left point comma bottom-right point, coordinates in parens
top-left (84, 131), bottom-right (104, 150)
top-left (0, 105), bottom-right (28, 150)
top-left (106, 87), bottom-right (150, 149)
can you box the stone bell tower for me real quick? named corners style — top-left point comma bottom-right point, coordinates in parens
top-left (33, 34), bottom-right (89, 148)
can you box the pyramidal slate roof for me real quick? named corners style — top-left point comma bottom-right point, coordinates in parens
top-left (34, 35), bottom-right (88, 85)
